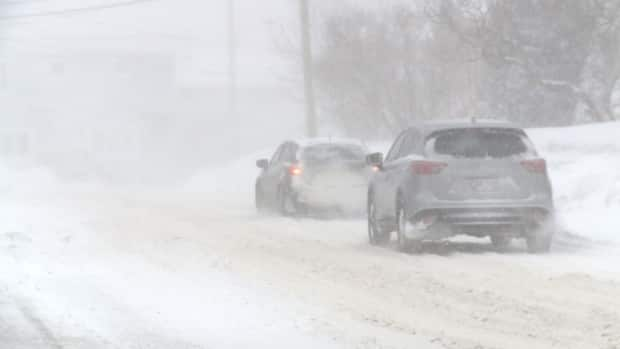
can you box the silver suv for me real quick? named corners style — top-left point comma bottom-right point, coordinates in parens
top-left (367, 121), bottom-right (554, 253)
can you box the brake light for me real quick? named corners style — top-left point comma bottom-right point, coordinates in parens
top-left (289, 165), bottom-right (303, 176)
top-left (421, 213), bottom-right (437, 226)
top-left (521, 159), bottom-right (547, 173)
top-left (412, 161), bottom-right (447, 175)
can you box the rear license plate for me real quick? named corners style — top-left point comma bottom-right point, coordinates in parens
top-left (468, 177), bottom-right (519, 194)
top-left (470, 178), bottom-right (501, 193)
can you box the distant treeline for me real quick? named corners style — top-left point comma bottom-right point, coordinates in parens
top-left (307, 0), bottom-right (620, 137)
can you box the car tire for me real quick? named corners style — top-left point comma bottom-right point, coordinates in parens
top-left (278, 185), bottom-right (298, 217)
top-left (396, 200), bottom-right (421, 253)
top-left (526, 231), bottom-right (552, 254)
top-left (491, 235), bottom-right (512, 251)
top-left (368, 195), bottom-right (390, 246)
top-left (255, 183), bottom-right (267, 214)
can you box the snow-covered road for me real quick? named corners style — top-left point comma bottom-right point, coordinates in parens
top-left (1, 122), bottom-right (620, 348)
top-left (1, 189), bottom-right (619, 349)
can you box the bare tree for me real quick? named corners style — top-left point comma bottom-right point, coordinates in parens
top-left (312, 4), bottom-right (478, 138)
top-left (431, 0), bottom-right (620, 124)
top-left (291, 0), bottom-right (620, 138)
top-left (575, 0), bottom-right (620, 122)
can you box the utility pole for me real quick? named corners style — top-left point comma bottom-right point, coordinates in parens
top-left (227, 0), bottom-right (240, 155)
top-left (227, 0), bottom-right (237, 120)
top-left (299, 0), bottom-right (317, 138)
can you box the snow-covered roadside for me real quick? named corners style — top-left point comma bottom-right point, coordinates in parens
top-left (528, 121), bottom-right (620, 243)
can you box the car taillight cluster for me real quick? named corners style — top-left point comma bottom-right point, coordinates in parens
top-left (409, 159), bottom-right (547, 176)
top-left (521, 159), bottom-right (547, 173)
top-left (411, 161), bottom-right (448, 175)
top-left (289, 165), bottom-right (303, 176)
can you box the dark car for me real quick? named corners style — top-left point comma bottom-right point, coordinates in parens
top-left (255, 139), bottom-right (375, 216)
top-left (366, 120), bottom-right (555, 253)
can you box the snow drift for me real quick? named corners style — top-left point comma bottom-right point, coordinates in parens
top-left (528, 121), bottom-right (620, 242)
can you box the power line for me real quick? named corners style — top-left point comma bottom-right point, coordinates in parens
top-left (0, 0), bottom-right (52, 6)
top-left (0, 0), bottom-right (159, 20)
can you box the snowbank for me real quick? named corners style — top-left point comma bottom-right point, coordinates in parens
top-left (528, 122), bottom-right (620, 243)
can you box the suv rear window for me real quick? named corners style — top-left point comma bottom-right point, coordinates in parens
top-left (300, 144), bottom-right (366, 164)
top-left (426, 128), bottom-right (536, 159)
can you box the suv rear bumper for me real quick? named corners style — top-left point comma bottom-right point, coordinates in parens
top-left (403, 198), bottom-right (554, 240)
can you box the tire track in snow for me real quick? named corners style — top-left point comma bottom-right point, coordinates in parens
top-left (1, 232), bottom-right (62, 348)
top-left (14, 299), bottom-right (63, 349)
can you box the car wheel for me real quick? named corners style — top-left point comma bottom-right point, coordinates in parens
top-left (255, 183), bottom-right (267, 214)
top-left (490, 235), bottom-right (512, 251)
top-left (368, 195), bottom-right (390, 246)
top-left (526, 231), bottom-right (552, 254)
top-left (278, 185), bottom-right (298, 217)
top-left (396, 201), bottom-right (421, 253)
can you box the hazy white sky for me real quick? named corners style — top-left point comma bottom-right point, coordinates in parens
top-left (1, 0), bottom-right (298, 87)
top-left (0, 0), bottom-right (408, 87)
top-left (0, 0), bottom-right (410, 85)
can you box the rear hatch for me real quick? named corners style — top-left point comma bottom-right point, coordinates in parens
top-left (424, 128), bottom-right (544, 201)
top-left (300, 143), bottom-right (370, 189)
top-left (296, 143), bottom-right (371, 208)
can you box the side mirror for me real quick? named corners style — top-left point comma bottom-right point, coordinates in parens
top-left (256, 159), bottom-right (269, 169)
top-left (366, 152), bottom-right (384, 167)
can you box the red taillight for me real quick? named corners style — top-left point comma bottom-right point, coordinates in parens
top-left (289, 165), bottom-right (303, 176)
top-left (521, 159), bottom-right (547, 173)
top-left (411, 161), bottom-right (447, 175)
top-left (421, 213), bottom-right (437, 226)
